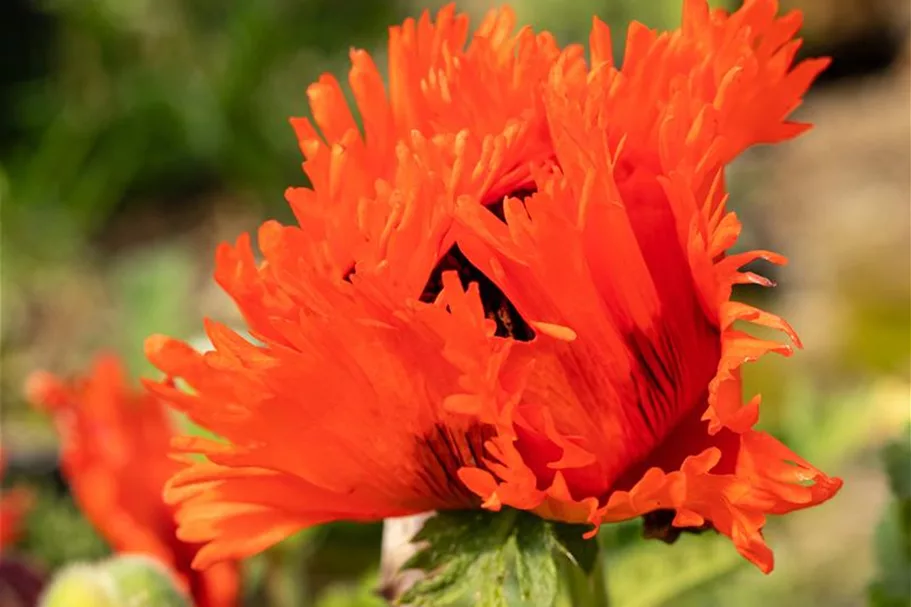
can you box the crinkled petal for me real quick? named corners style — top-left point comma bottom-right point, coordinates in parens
top-left (599, 423), bottom-right (842, 573)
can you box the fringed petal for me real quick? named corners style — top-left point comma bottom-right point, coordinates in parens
top-left (598, 425), bottom-right (842, 573)
top-left (146, 264), bottom-right (546, 565)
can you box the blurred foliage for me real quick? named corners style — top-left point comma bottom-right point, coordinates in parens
top-left (2, 0), bottom-right (404, 270)
top-left (18, 484), bottom-right (109, 571)
top-left (607, 531), bottom-right (744, 607)
top-left (110, 242), bottom-right (197, 376)
top-left (512, 0), bottom-right (735, 47)
top-left (868, 426), bottom-right (911, 607)
top-left (314, 577), bottom-right (386, 607)
top-left (843, 297), bottom-right (911, 377)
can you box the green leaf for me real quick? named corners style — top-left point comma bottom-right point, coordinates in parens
top-left (399, 510), bottom-right (514, 607)
top-left (399, 509), bottom-right (598, 607)
top-left (515, 515), bottom-right (558, 604)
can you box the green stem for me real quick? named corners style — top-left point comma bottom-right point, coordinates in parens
top-left (565, 549), bottom-right (610, 607)
top-left (264, 533), bottom-right (309, 607)
top-left (591, 551), bottom-right (610, 607)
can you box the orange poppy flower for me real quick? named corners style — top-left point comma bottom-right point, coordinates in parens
top-left (26, 356), bottom-right (239, 607)
top-left (0, 452), bottom-right (31, 551)
top-left (146, 0), bottom-right (841, 575)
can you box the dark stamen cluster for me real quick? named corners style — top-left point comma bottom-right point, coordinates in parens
top-left (419, 244), bottom-right (534, 341)
top-left (419, 191), bottom-right (537, 341)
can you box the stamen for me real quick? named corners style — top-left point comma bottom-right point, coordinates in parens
top-left (418, 189), bottom-right (538, 341)
top-left (419, 245), bottom-right (534, 341)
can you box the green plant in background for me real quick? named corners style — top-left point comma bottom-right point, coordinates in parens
top-left (511, 0), bottom-right (735, 47)
top-left (606, 533), bottom-right (745, 607)
top-left (0, 0), bottom-right (407, 436)
top-left (236, 522), bottom-right (384, 607)
top-left (2, 0), bottom-right (405, 268)
top-left (843, 297), bottom-right (911, 377)
top-left (19, 485), bottom-right (109, 571)
top-left (868, 426), bottom-right (911, 607)
top-left (110, 243), bottom-right (198, 377)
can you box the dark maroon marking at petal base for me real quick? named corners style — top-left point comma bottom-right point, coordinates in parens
top-left (419, 245), bottom-right (534, 341)
top-left (415, 424), bottom-right (497, 507)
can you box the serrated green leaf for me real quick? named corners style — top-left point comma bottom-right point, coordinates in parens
top-left (476, 539), bottom-right (510, 607)
top-left (400, 510), bottom-right (517, 607)
top-left (515, 515), bottom-right (558, 605)
top-left (399, 509), bottom-right (589, 607)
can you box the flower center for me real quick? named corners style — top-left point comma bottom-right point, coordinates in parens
top-left (419, 192), bottom-right (537, 341)
top-left (419, 245), bottom-right (534, 341)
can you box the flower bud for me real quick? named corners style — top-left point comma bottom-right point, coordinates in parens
top-left (40, 554), bottom-right (190, 607)
top-left (39, 563), bottom-right (115, 607)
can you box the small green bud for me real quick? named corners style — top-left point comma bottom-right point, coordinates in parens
top-left (39, 563), bottom-right (117, 607)
top-left (104, 554), bottom-right (191, 607)
top-left (40, 554), bottom-right (191, 607)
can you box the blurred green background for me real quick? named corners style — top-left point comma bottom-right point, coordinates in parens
top-left (1, 0), bottom-right (908, 605)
